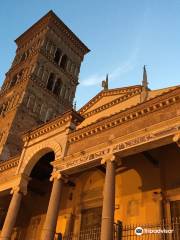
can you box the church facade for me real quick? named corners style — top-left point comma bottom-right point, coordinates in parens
top-left (0, 11), bottom-right (180, 240)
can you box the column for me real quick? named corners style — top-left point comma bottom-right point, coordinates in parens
top-left (40, 171), bottom-right (64, 240)
top-left (100, 154), bottom-right (116, 240)
top-left (0, 187), bottom-right (25, 240)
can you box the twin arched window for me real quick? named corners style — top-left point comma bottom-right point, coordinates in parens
top-left (53, 48), bottom-right (68, 71)
top-left (46, 74), bottom-right (62, 97)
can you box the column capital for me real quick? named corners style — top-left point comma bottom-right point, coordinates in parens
top-left (50, 170), bottom-right (68, 182)
top-left (10, 174), bottom-right (31, 195)
top-left (101, 154), bottom-right (116, 165)
top-left (173, 133), bottom-right (180, 147)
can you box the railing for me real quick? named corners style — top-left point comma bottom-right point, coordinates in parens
top-left (121, 217), bottom-right (180, 240)
top-left (55, 217), bottom-right (180, 240)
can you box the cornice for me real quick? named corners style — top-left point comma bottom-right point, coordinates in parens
top-left (83, 89), bottom-right (141, 118)
top-left (79, 85), bottom-right (142, 115)
top-left (22, 109), bottom-right (84, 142)
top-left (68, 87), bottom-right (180, 144)
top-left (15, 11), bottom-right (90, 56)
top-left (0, 156), bottom-right (20, 173)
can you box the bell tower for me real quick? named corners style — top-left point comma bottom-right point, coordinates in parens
top-left (0, 10), bottom-right (89, 160)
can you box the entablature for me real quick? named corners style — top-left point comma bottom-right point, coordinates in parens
top-left (68, 87), bottom-right (180, 144)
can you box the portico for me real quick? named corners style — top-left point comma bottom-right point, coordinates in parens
top-left (0, 83), bottom-right (180, 240)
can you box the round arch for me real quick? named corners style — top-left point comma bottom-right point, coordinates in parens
top-left (19, 141), bottom-right (62, 176)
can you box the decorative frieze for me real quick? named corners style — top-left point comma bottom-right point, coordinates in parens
top-left (58, 124), bottom-right (180, 172)
top-left (0, 157), bottom-right (20, 173)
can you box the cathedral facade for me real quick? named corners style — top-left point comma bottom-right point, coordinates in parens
top-left (0, 11), bottom-right (180, 240)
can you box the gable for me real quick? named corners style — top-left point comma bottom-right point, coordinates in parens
top-left (77, 85), bottom-right (180, 129)
top-left (79, 85), bottom-right (142, 116)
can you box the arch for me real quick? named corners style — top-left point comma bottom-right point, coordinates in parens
top-left (47, 73), bottom-right (55, 91)
top-left (19, 141), bottom-right (62, 176)
top-left (60, 55), bottom-right (68, 70)
top-left (53, 78), bottom-right (62, 96)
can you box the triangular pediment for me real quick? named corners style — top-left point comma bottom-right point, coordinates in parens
top-left (79, 85), bottom-right (142, 116)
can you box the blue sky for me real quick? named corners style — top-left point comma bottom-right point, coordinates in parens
top-left (0, 0), bottom-right (180, 108)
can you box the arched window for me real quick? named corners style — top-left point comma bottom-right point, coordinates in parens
top-left (60, 55), bottom-right (68, 70)
top-left (46, 73), bottom-right (55, 91)
top-left (53, 79), bottom-right (62, 96)
top-left (54, 48), bottom-right (62, 64)
top-left (20, 52), bottom-right (26, 62)
top-left (9, 74), bottom-right (18, 88)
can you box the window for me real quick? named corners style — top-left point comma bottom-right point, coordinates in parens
top-left (54, 48), bottom-right (62, 64)
top-left (53, 79), bottom-right (62, 96)
top-left (47, 73), bottom-right (55, 91)
top-left (60, 55), bottom-right (68, 70)
top-left (9, 75), bottom-right (18, 88)
top-left (20, 52), bottom-right (26, 62)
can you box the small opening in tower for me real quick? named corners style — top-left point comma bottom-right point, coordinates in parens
top-left (9, 74), bottom-right (18, 88)
top-left (20, 52), bottom-right (26, 62)
top-left (54, 48), bottom-right (62, 64)
top-left (47, 73), bottom-right (55, 91)
top-left (53, 78), bottom-right (62, 96)
top-left (60, 55), bottom-right (68, 70)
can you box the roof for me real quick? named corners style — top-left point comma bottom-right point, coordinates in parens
top-left (15, 10), bottom-right (90, 55)
top-left (77, 85), bottom-right (180, 129)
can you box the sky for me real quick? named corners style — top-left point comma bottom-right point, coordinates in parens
top-left (0, 0), bottom-right (180, 108)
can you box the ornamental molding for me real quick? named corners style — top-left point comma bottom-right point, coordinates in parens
top-left (0, 156), bottom-right (20, 173)
top-left (173, 133), bottom-right (180, 147)
top-left (79, 85), bottom-right (142, 115)
top-left (15, 11), bottom-right (89, 57)
top-left (57, 124), bottom-right (180, 172)
top-left (10, 174), bottom-right (30, 195)
top-left (22, 110), bottom-right (83, 142)
top-left (82, 90), bottom-right (141, 118)
top-left (68, 87), bottom-right (180, 144)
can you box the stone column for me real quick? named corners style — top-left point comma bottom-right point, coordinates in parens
top-left (0, 183), bottom-right (28, 240)
top-left (40, 171), bottom-right (64, 240)
top-left (100, 154), bottom-right (116, 240)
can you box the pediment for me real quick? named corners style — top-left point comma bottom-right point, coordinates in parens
top-left (79, 85), bottom-right (142, 116)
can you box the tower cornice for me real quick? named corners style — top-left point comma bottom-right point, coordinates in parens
top-left (15, 11), bottom-right (90, 57)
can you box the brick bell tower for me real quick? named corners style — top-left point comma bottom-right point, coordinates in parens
top-left (0, 10), bottom-right (90, 160)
